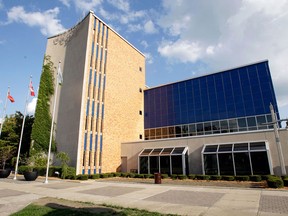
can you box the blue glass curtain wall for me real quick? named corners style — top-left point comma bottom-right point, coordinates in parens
top-left (144, 61), bottom-right (279, 132)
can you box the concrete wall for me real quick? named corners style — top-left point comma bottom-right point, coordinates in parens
top-left (45, 14), bottom-right (90, 168)
top-left (122, 129), bottom-right (288, 176)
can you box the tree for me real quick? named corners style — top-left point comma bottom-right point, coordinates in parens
top-left (0, 145), bottom-right (15, 170)
top-left (31, 55), bottom-right (56, 153)
top-left (56, 152), bottom-right (70, 179)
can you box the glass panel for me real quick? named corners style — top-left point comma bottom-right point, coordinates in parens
top-left (197, 123), bottom-right (204, 135)
top-left (238, 118), bottom-right (247, 128)
top-left (250, 152), bottom-right (270, 175)
top-left (218, 144), bottom-right (233, 152)
top-left (218, 153), bottom-right (234, 175)
top-left (175, 126), bottom-right (182, 137)
top-left (189, 124), bottom-right (196, 136)
top-left (160, 156), bottom-right (170, 174)
top-left (144, 130), bottom-right (149, 140)
top-left (257, 115), bottom-right (268, 130)
top-left (220, 120), bottom-right (228, 133)
top-left (228, 119), bottom-right (238, 132)
top-left (172, 147), bottom-right (185, 155)
top-left (139, 157), bottom-right (148, 174)
top-left (182, 125), bottom-right (189, 134)
top-left (204, 122), bottom-right (212, 134)
top-left (204, 145), bottom-right (218, 153)
top-left (171, 155), bottom-right (183, 174)
top-left (168, 127), bottom-right (175, 138)
top-left (150, 129), bottom-right (156, 138)
top-left (204, 154), bottom-right (218, 175)
top-left (149, 156), bottom-right (159, 174)
top-left (156, 128), bottom-right (162, 138)
top-left (233, 143), bottom-right (248, 151)
top-left (234, 153), bottom-right (251, 175)
top-left (250, 142), bottom-right (266, 150)
top-left (247, 117), bottom-right (257, 130)
top-left (212, 121), bottom-right (220, 133)
top-left (150, 148), bottom-right (162, 156)
top-left (140, 149), bottom-right (153, 156)
top-left (162, 128), bottom-right (168, 137)
top-left (160, 148), bottom-right (174, 155)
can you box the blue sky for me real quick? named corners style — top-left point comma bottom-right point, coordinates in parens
top-left (0, 0), bottom-right (288, 124)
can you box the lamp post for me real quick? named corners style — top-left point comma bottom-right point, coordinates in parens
top-left (263, 103), bottom-right (288, 176)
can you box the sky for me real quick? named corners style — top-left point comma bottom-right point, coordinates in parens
top-left (0, 0), bottom-right (287, 125)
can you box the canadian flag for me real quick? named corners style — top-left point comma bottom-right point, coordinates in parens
top-left (29, 81), bottom-right (35, 96)
top-left (7, 90), bottom-right (15, 103)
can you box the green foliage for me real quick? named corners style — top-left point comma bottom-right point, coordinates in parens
top-left (161, 174), bottom-right (169, 179)
top-left (262, 175), bottom-right (274, 180)
top-left (210, 175), bottom-right (222, 180)
top-left (188, 174), bottom-right (196, 179)
top-left (100, 173), bottom-right (109, 178)
top-left (0, 145), bottom-right (15, 169)
top-left (222, 176), bottom-right (235, 181)
top-left (171, 174), bottom-right (178, 180)
top-left (177, 174), bottom-right (187, 180)
top-left (144, 174), bottom-right (154, 179)
top-left (282, 177), bottom-right (288, 186)
top-left (249, 175), bottom-right (262, 182)
top-left (31, 55), bottom-right (56, 153)
top-left (195, 175), bottom-right (210, 180)
top-left (235, 176), bottom-right (250, 181)
top-left (24, 152), bottom-right (47, 171)
top-left (89, 174), bottom-right (100, 179)
top-left (77, 174), bottom-right (89, 180)
top-left (267, 176), bottom-right (284, 188)
top-left (127, 173), bottom-right (136, 178)
top-left (56, 152), bottom-right (70, 179)
top-left (135, 174), bottom-right (145, 178)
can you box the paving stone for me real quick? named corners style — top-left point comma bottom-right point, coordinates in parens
top-left (38, 182), bottom-right (87, 189)
top-left (259, 195), bottom-right (288, 214)
top-left (0, 189), bottom-right (28, 198)
top-left (78, 186), bottom-right (144, 197)
top-left (145, 190), bottom-right (224, 207)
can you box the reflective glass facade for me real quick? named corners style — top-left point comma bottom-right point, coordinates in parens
top-left (144, 61), bottom-right (279, 140)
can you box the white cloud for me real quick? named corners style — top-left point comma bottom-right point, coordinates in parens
top-left (6, 6), bottom-right (66, 36)
top-left (158, 40), bottom-right (202, 63)
top-left (59, 0), bottom-right (71, 7)
top-left (27, 98), bottom-right (37, 115)
top-left (74, 0), bottom-right (102, 13)
top-left (0, 40), bottom-right (5, 45)
top-left (127, 24), bottom-right (142, 32)
top-left (120, 10), bottom-right (146, 24)
top-left (157, 0), bottom-right (288, 114)
top-left (0, 0), bottom-right (3, 10)
top-left (144, 20), bottom-right (157, 34)
top-left (141, 40), bottom-right (148, 49)
top-left (107, 0), bottom-right (129, 12)
top-left (144, 52), bottom-right (153, 64)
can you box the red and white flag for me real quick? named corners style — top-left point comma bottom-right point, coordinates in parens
top-left (29, 80), bottom-right (35, 96)
top-left (7, 90), bottom-right (15, 103)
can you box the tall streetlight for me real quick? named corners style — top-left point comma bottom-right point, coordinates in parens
top-left (262, 103), bottom-right (288, 176)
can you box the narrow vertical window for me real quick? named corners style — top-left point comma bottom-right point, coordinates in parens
top-left (101, 104), bottom-right (104, 118)
top-left (92, 100), bottom-right (95, 116)
top-left (84, 133), bottom-right (87, 150)
top-left (90, 133), bottom-right (93, 151)
top-left (86, 99), bottom-right (90, 116)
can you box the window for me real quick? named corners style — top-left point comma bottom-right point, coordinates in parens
top-left (139, 134), bottom-right (143, 139)
top-left (139, 88), bottom-right (142, 93)
top-left (139, 67), bottom-right (142, 72)
top-left (139, 110), bottom-right (142, 115)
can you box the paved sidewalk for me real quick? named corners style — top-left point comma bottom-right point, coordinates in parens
top-left (1, 176), bottom-right (288, 216)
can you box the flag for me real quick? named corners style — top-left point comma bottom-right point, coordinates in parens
top-left (29, 80), bottom-right (35, 96)
top-left (57, 62), bottom-right (63, 85)
top-left (7, 90), bottom-right (15, 103)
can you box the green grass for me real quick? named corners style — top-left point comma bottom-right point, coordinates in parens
top-left (11, 203), bottom-right (177, 216)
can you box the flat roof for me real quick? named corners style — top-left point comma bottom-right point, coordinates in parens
top-left (48, 11), bottom-right (145, 57)
top-left (145, 59), bottom-right (269, 91)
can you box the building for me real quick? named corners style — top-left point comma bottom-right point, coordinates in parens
top-left (43, 11), bottom-right (288, 176)
top-left (122, 60), bottom-right (288, 176)
top-left (45, 11), bottom-right (145, 174)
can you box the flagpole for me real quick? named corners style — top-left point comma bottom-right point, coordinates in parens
top-left (0, 87), bottom-right (9, 138)
top-left (13, 76), bottom-right (32, 180)
top-left (44, 61), bottom-right (61, 184)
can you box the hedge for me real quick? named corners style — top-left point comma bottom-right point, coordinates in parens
top-left (177, 174), bottom-right (187, 180)
top-left (76, 174), bottom-right (89, 180)
top-left (188, 174), bottom-right (196, 180)
top-left (195, 175), bottom-right (210, 180)
top-left (210, 175), bottom-right (222, 180)
top-left (249, 175), bottom-right (262, 182)
top-left (267, 176), bottom-right (284, 188)
top-left (222, 176), bottom-right (235, 181)
top-left (235, 176), bottom-right (250, 181)
top-left (161, 174), bottom-right (169, 179)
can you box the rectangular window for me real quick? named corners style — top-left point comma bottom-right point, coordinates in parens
top-left (90, 133), bottom-right (93, 151)
top-left (139, 110), bottom-right (142, 115)
top-left (139, 67), bottom-right (142, 72)
top-left (139, 134), bottom-right (143, 139)
top-left (84, 133), bottom-right (87, 150)
top-left (91, 101), bottom-right (95, 116)
top-left (101, 104), bottom-right (104, 118)
top-left (86, 99), bottom-right (90, 116)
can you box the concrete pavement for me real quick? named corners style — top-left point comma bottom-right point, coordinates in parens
top-left (1, 175), bottom-right (288, 216)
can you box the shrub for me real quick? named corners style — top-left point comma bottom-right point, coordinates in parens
top-left (126, 173), bottom-right (135, 178)
top-left (188, 174), bottom-right (196, 180)
top-left (267, 176), bottom-right (284, 188)
top-left (171, 174), bottom-right (178, 180)
top-left (121, 173), bottom-right (128, 177)
top-left (222, 176), bottom-right (235, 181)
top-left (282, 177), bottom-right (288, 187)
top-left (108, 173), bottom-right (114, 178)
top-left (210, 175), bottom-right (222, 180)
top-left (249, 175), bottom-right (262, 182)
top-left (144, 174), bottom-right (153, 179)
top-left (161, 174), bottom-right (169, 179)
top-left (100, 173), bottom-right (109, 178)
top-left (76, 174), bottom-right (88, 180)
top-left (135, 174), bottom-right (145, 178)
top-left (90, 174), bottom-right (100, 179)
top-left (195, 175), bottom-right (210, 180)
top-left (235, 176), bottom-right (250, 181)
top-left (113, 172), bottom-right (121, 177)
top-left (177, 174), bottom-right (187, 180)
top-left (262, 175), bottom-right (275, 180)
